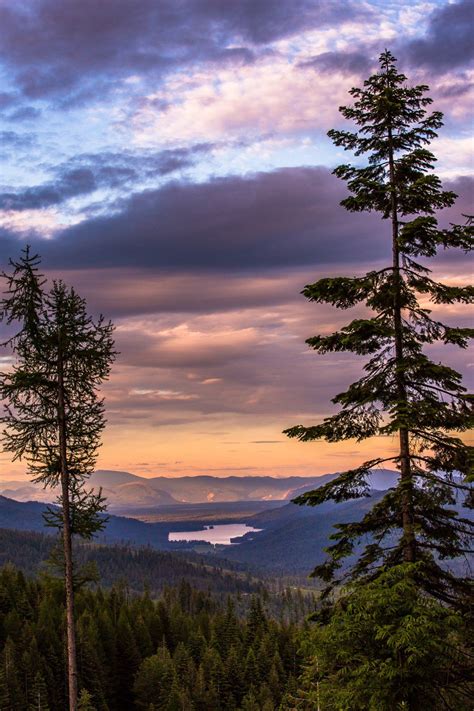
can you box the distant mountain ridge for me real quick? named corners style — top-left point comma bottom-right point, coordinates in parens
top-left (287, 468), bottom-right (401, 499)
top-left (0, 468), bottom-right (400, 508)
top-left (0, 470), bottom-right (328, 508)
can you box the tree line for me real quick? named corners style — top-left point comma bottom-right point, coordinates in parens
top-left (0, 527), bottom-right (318, 620)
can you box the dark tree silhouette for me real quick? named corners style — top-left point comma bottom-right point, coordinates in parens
top-left (285, 50), bottom-right (473, 606)
top-left (283, 49), bottom-right (473, 711)
top-left (0, 249), bottom-right (116, 711)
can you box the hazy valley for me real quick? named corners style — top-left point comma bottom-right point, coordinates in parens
top-left (0, 466), bottom-right (398, 508)
top-left (1, 468), bottom-right (409, 578)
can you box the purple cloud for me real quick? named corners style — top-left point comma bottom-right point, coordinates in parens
top-left (7, 106), bottom-right (42, 121)
top-left (0, 168), bottom-right (96, 210)
top-left (299, 50), bottom-right (373, 76)
top-left (16, 167), bottom-right (389, 269)
top-left (0, 0), bottom-right (368, 101)
top-left (0, 143), bottom-right (213, 210)
top-left (0, 130), bottom-right (36, 149)
top-left (295, 1), bottom-right (473, 84)
top-left (0, 92), bottom-right (18, 109)
top-left (48, 270), bottom-right (304, 318)
top-left (0, 170), bottom-right (470, 278)
top-left (405, 0), bottom-right (474, 72)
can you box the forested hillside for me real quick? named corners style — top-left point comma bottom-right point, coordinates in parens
top-left (0, 564), bottom-right (303, 710)
top-left (222, 492), bottom-right (385, 573)
top-left (0, 528), bottom-right (258, 597)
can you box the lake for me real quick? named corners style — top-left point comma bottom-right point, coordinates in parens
top-left (168, 523), bottom-right (262, 545)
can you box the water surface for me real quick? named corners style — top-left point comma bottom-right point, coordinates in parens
top-left (168, 523), bottom-right (261, 545)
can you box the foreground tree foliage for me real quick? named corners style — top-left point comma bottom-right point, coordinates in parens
top-left (0, 250), bottom-right (116, 711)
top-left (284, 51), bottom-right (473, 707)
top-left (0, 565), bottom-right (301, 710)
top-left (284, 567), bottom-right (471, 710)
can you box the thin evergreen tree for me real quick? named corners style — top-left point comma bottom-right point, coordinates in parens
top-left (0, 249), bottom-right (116, 711)
top-left (28, 671), bottom-right (50, 711)
top-left (77, 688), bottom-right (96, 711)
top-left (284, 50), bottom-right (472, 600)
top-left (0, 638), bottom-right (22, 711)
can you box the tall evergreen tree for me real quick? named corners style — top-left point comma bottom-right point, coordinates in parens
top-left (0, 638), bottom-right (22, 711)
top-left (0, 249), bottom-right (116, 711)
top-left (284, 49), bottom-right (473, 709)
top-left (284, 50), bottom-right (473, 606)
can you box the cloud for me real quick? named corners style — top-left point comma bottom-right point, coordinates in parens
top-left (0, 167), bottom-right (387, 270)
top-left (436, 80), bottom-right (474, 100)
top-left (96, 279), bottom-right (473, 428)
top-left (129, 388), bottom-right (199, 401)
top-left (99, 307), bottom-right (368, 426)
top-left (299, 50), bottom-right (373, 76)
top-left (0, 130), bottom-right (36, 149)
top-left (130, 57), bottom-right (354, 144)
top-left (0, 92), bottom-right (18, 109)
top-left (7, 106), bottom-right (42, 121)
top-left (0, 0), bottom-right (367, 101)
top-left (0, 171), bottom-right (470, 321)
top-left (46, 269), bottom-right (304, 318)
top-left (4, 168), bottom-right (468, 274)
top-left (0, 143), bottom-right (212, 211)
top-left (0, 208), bottom-right (66, 237)
top-left (404, 0), bottom-right (474, 72)
top-left (431, 136), bottom-right (474, 179)
top-left (0, 168), bottom-right (96, 211)
top-left (116, 321), bottom-right (262, 369)
top-left (290, 2), bottom-right (473, 86)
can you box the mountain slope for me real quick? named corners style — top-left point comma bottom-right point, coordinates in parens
top-left (223, 483), bottom-right (473, 576)
top-left (0, 527), bottom-right (257, 596)
top-left (0, 495), bottom-right (172, 548)
top-left (98, 481), bottom-right (179, 507)
top-left (221, 494), bottom-right (385, 574)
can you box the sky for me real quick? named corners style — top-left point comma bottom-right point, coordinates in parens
top-left (0, 0), bottom-right (472, 480)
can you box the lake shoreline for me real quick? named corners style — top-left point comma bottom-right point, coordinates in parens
top-left (169, 522), bottom-right (263, 546)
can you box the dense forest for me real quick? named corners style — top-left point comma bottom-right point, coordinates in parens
top-left (0, 564), bottom-right (303, 710)
top-left (0, 528), bottom-right (318, 619)
top-left (0, 528), bottom-right (260, 597)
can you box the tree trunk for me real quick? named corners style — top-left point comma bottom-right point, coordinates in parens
top-left (388, 122), bottom-right (416, 564)
top-left (57, 337), bottom-right (78, 711)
